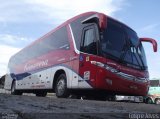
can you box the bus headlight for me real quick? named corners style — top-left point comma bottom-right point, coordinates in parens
top-left (91, 61), bottom-right (118, 73)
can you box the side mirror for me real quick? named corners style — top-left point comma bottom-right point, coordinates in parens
top-left (82, 13), bottom-right (106, 31)
top-left (140, 38), bottom-right (158, 52)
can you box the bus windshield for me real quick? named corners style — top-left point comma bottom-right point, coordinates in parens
top-left (100, 18), bottom-right (147, 70)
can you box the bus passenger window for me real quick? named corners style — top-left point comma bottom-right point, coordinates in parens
top-left (81, 28), bottom-right (97, 55)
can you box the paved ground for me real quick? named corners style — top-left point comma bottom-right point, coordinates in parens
top-left (0, 93), bottom-right (159, 119)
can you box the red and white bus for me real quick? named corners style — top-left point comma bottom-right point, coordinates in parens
top-left (5, 12), bottom-right (157, 99)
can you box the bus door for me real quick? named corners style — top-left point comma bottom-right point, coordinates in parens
top-left (78, 24), bottom-right (99, 88)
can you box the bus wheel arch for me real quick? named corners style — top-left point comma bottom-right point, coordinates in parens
top-left (11, 79), bottom-right (22, 95)
top-left (53, 70), bottom-right (69, 98)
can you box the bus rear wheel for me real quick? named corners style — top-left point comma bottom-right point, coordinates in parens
top-left (11, 81), bottom-right (22, 95)
top-left (55, 74), bottom-right (69, 98)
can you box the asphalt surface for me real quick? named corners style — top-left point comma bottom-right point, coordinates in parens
top-left (0, 93), bottom-right (159, 119)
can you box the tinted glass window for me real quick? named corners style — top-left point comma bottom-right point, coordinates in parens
top-left (123, 34), bottom-right (147, 69)
top-left (10, 26), bottom-right (69, 68)
top-left (100, 18), bottom-right (148, 70)
top-left (42, 27), bottom-right (70, 51)
top-left (70, 16), bottom-right (93, 50)
top-left (81, 28), bottom-right (97, 55)
top-left (100, 21), bottom-right (126, 58)
top-left (126, 28), bottom-right (139, 47)
top-left (139, 43), bottom-right (147, 67)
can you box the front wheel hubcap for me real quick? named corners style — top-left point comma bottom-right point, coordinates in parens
top-left (57, 79), bottom-right (65, 95)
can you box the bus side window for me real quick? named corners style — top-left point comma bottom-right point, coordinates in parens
top-left (81, 26), bottom-right (97, 55)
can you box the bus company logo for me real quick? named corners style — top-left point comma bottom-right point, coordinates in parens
top-left (24, 59), bottom-right (48, 72)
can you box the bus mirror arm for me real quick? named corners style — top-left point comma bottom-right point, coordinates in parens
top-left (140, 38), bottom-right (158, 52)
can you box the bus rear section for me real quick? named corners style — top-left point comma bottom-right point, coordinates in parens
top-left (5, 12), bottom-right (157, 99)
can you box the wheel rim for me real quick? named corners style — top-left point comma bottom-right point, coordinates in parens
top-left (57, 79), bottom-right (65, 96)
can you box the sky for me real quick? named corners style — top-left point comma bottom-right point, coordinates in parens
top-left (0, 0), bottom-right (159, 78)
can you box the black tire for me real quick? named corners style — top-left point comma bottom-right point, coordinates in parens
top-left (146, 98), bottom-right (152, 104)
top-left (36, 92), bottom-right (47, 97)
top-left (155, 98), bottom-right (160, 105)
top-left (11, 81), bottom-right (22, 95)
top-left (55, 74), bottom-right (69, 98)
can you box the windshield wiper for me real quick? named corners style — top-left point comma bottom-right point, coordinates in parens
top-left (119, 41), bottom-right (146, 70)
top-left (136, 45), bottom-right (146, 70)
top-left (130, 44), bottom-right (146, 70)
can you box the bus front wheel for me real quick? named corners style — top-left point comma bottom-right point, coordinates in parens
top-left (55, 74), bottom-right (69, 98)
